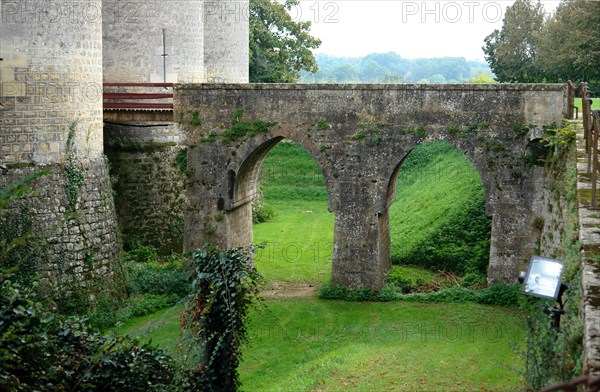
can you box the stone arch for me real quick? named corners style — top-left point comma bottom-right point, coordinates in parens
top-left (221, 132), bottom-right (334, 252)
top-left (382, 139), bottom-right (492, 276)
top-left (379, 136), bottom-right (495, 217)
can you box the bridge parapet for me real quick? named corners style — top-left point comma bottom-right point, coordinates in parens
top-left (176, 83), bottom-right (567, 289)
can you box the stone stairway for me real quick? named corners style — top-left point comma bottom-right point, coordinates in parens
top-left (574, 119), bottom-right (600, 375)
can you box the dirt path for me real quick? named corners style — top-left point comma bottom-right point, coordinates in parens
top-left (260, 281), bottom-right (319, 299)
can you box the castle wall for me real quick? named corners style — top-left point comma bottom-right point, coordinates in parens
top-left (0, 1), bottom-right (122, 295)
top-left (1, 0), bottom-right (104, 164)
top-left (102, 0), bottom-right (205, 83)
top-left (104, 122), bottom-right (187, 254)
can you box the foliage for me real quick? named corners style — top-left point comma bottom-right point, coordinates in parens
top-left (522, 144), bottom-right (583, 390)
top-left (249, 0), bottom-right (321, 82)
top-left (124, 244), bottom-right (159, 263)
top-left (319, 281), bottom-right (524, 307)
top-left (482, 0), bottom-right (545, 82)
top-left (175, 148), bottom-right (193, 177)
top-left (536, 0), bottom-right (600, 94)
top-left (390, 142), bottom-right (491, 276)
top-left (0, 270), bottom-right (175, 391)
top-left (301, 52), bottom-right (493, 83)
top-left (542, 123), bottom-right (576, 149)
top-left (127, 260), bottom-right (191, 298)
top-left (467, 72), bottom-right (496, 84)
top-left (252, 202), bottom-right (275, 224)
top-left (387, 265), bottom-right (455, 293)
top-left (180, 244), bottom-right (262, 390)
top-left (483, 0), bottom-right (600, 93)
top-left (64, 121), bottom-right (85, 211)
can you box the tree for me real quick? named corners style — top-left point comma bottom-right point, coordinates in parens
top-left (536, 0), bottom-right (600, 91)
top-left (482, 0), bottom-right (545, 82)
top-left (467, 72), bottom-right (496, 84)
top-left (249, 0), bottom-right (322, 83)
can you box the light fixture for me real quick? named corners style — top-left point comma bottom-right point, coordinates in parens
top-left (522, 255), bottom-right (564, 300)
top-left (519, 255), bottom-right (568, 330)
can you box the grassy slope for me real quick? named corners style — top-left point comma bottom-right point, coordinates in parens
top-left (115, 299), bottom-right (525, 391)
top-left (389, 142), bottom-right (490, 273)
top-left (255, 141), bottom-right (489, 282)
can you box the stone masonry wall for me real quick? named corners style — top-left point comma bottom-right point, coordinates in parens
top-left (176, 83), bottom-right (567, 289)
top-left (1, 0), bottom-right (104, 164)
top-left (102, 0), bottom-right (205, 83)
top-left (104, 121), bottom-right (187, 254)
top-left (0, 158), bottom-right (122, 294)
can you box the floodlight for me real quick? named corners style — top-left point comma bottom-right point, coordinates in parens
top-left (522, 256), bottom-right (564, 300)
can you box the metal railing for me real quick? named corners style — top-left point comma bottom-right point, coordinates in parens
top-left (102, 83), bottom-right (174, 110)
top-left (569, 81), bottom-right (600, 206)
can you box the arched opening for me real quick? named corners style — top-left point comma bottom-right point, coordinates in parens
top-left (235, 138), bottom-right (334, 287)
top-left (387, 141), bottom-right (492, 290)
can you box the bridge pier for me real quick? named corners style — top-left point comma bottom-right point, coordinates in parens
top-left (331, 181), bottom-right (391, 290)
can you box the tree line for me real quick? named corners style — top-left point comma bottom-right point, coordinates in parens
top-left (299, 53), bottom-right (493, 84)
top-left (483, 0), bottom-right (600, 93)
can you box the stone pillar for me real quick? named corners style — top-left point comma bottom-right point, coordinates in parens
top-left (331, 181), bottom-right (391, 290)
top-left (487, 183), bottom-right (537, 283)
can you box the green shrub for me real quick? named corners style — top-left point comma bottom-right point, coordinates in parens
top-left (127, 261), bottom-right (190, 298)
top-left (387, 265), bottom-right (438, 293)
top-left (122, 294), bottom-right (181, 319)
top-left (460, 272), bottom-right (486, 289)
top-left (319, 281), bottom-right (524, 307)
top-left (124, 245), bottom-right (158, 264)
top-left (253, 203), bottom-right (276, 224)
top-left (0, 272), bottom-right (174, 391)
top-left (181, 244), bottom-right (262, 390)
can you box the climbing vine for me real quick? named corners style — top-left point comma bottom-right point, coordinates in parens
top-left (64, 121), bottom-right (85, 211)
top-left (180, 243), bottom-right (262, 391)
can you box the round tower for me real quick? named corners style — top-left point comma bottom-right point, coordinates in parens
top-left (0, 1), bottom-right (122, 299)
top-left (101, 0), bottom-right (249, 253)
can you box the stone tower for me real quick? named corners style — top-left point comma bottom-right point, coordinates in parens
top-left (0, 1), bottom-right (122, 294)
top-left (101, 0), bottom-right (249, 253)
top-left (102, 0), bottom-right (249, 84)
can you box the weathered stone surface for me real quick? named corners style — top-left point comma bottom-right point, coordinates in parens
top-left (104, 122), bottom-right (187, 254)
top-left (575, 121), bottom-right (600, 376)
top-left (102, 0), bottom-right (248, 83)
top-left (0, 158), bottom-right (122, 289)
top-left (175, 83), bottom-right (567, 290)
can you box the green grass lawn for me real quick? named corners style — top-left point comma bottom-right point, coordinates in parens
top-left (254, 200), bottom-right (333, 283)
top-left (254, 142), bottom-right (333, 284)
top-left (574, 97), bottom-right (600, 112)
top-left (112, 141), bottom-right (526, 391)
top-left (115, 299), bottom-right (526, 391)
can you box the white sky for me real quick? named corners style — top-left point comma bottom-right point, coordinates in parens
top-left (292, 0), bottom-right (561, 60)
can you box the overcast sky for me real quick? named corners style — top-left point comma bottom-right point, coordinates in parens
top-left (292, 0), bottom-right (560, 60)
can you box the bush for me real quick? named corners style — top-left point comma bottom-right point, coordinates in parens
top-left (123, 245), bottom-right (158, 264)
top-left (387, 266), bottom-right (432, 293)
top-left (121, 294), bottom-right (181, 319)
top-left (0, 272), bottom-right (174, 391)
top-left (253, 203), bottom-right (276, 224)
top-left (127, 260), bottom-right (190, 298)
top-left (318, 281), bottom-right (525, 307)
top-left (460, 272), bottom-right (487, 289)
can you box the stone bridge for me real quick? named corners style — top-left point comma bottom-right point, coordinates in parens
top-left (175, 83), bottom-right (567, 290)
